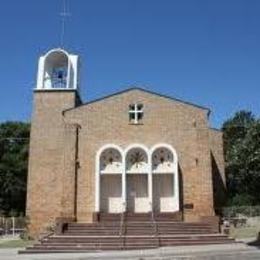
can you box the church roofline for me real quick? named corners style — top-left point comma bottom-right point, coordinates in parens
top-left (62, 87), bottom-right (211, 114)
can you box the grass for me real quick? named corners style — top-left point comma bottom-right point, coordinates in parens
top-left (0, 239), bottom-right (35, 248)
top-left (229, 226), bottom-right (260, 239)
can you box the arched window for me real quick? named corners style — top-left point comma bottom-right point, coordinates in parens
top-left (152, 147), bottom-right (175, 173)
top-left (100, 148), bottom-right (123, 174)
top-left (126, 147), bottom-right (148, 173)
top-left (97, 145), bottom-right (124, 213)
top-left (44, 50), bottom-right (69, 89)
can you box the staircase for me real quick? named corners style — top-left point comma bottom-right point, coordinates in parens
top-left (19, 213), bottom-right (235, 254)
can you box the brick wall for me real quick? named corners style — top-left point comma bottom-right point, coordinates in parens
top-left (209, 129), bottom-right (226, 209)
top-left (27, 89), bottom-right (224, 237)
top-left (64, 89), bottom-right (215, 223)
top-left (26, 90), bottom-right (78, 237)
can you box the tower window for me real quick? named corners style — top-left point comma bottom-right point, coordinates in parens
top-left (129, 103), bottom-right (144, 124)
top-left (51, 67), bottom-right (67, 88)
top-left (42, 50), bottom-right (71, 89)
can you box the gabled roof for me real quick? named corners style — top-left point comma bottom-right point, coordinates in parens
top-left (63, 87), bottom-right (211, 114)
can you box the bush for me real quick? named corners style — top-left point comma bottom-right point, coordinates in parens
top-left (227, 194), bottom-right (255, 207)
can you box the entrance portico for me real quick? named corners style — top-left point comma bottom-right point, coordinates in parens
top-left (95, 143), bottom-right (179, 214)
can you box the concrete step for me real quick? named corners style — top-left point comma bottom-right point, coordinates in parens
top-left (65, 231), bottom-right (120, 234)
top-left (68, 222), bottom-right (212, 228)
top-left (68, 222), bottom-right (120, 225)
top-left (160, 240), bottom-right (235, 246)
top-left (20, 237), bottom-right (235, 254)
top-left (19, 218), bottom-right (236, 254)
top-left (19, 244), bottom-right (157, 254)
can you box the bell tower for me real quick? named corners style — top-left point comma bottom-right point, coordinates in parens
top-left (26, 48), bottom-right (81, 237)
top-left (36, 48), bottom-right (79, 90)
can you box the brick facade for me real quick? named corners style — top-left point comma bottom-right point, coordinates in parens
top-left (26, 88), bottom-right (226, 237)
top-left (26, 90), bottom-right (79, 237)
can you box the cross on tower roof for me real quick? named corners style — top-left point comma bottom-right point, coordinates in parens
top-left (59, 0), bottom-right (71, 47)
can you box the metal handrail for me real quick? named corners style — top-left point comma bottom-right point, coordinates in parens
top-left (151, 205), bottom-right (159, 247)
top-left (119, 211), bottom-right (124, 237)
top-left (119, 205), bottom-right (126, 249)
top-left (120, 201), bottom-right (126, 236)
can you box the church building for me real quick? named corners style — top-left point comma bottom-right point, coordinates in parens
top-left (26, 48), bottom-right (226, 238)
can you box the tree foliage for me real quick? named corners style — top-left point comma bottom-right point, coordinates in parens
top-left (0, 122), bottom-right (30, 216)
top-left (222, 111), bottom-right (260, 206)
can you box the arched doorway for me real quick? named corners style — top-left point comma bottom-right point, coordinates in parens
top-left (125, 146), bottom-right (150, 213)
top-left (151, 144), bottom-right (179, 212)
top-left (98, 146), bottom-right (123, 213)
top-left (95, 143), bottom-right (179, 214)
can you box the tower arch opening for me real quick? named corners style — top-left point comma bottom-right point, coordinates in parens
top-left (44, 49), bottom-right (69, 89)
top-left (36, 48), bottom-right (79, 91)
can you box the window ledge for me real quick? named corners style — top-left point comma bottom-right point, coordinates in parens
top-left (129, 123), bottom-right (144, 126)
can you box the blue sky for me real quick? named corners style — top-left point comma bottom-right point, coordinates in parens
top-left (0, 0), bottom-right (259, 128)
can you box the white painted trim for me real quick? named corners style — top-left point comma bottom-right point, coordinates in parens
top-left (124, 144), bottom-right (150, 174)
top-left (124, 143), bottom-right (150, 156)
top-left (36, 48), bottom-right (79, 90)
top-left (95, 143), bottom-right (179, 213)
top-left (124, 144), bottom-right (150, 212)
top-left (129, 104), bottom-right (144, 124)
top-left (95, 144), bottom-right (124, 212)
top-left (34, 88), bottom-right (75, 91)
top-left (150, 143), bottom-right (179, 212)
top-left (126, 171), bottom-right (149, 174)
top-left (150, 143), bottom-right (178, 169)
top-left (44, 48), bottom-right (70, 58)
top-left (44, 49), bottom-right (70, 90)
top-left (148, 151), bottom-right (153, 211)
top-left (36, 56), bottom-right (45, 90)
top-left (122, 155), bottom-right (126, 212)
top-left (66, 58), bottom-right (72, 89)
top-left (100, 171), bottom-right (122, 175)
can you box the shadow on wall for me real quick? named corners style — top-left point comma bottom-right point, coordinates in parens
top-left (178, 164), bottom-right (184, 220)
top-left (211, 152), bottom-right (227, 211)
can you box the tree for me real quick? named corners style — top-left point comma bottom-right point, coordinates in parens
top-left (222, 111), bottom-right (260, 206)
top-left (0, 122), bottom-right (30, 216)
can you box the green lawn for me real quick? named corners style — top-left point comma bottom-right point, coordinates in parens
top-left (229, 226), bottom-right (260, 239)
top-left (0, 239), bottom-right (35, 248)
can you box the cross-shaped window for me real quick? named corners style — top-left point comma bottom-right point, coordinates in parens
top-left (129, 103), bottom-right (144, 124)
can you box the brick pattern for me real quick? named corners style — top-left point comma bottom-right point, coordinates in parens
top-left (209, 129), bottom-right (226, 208)
top-left (27, 89), bottom-right (225, 237)
top-left (26, 91), bottom-right (78, 237)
